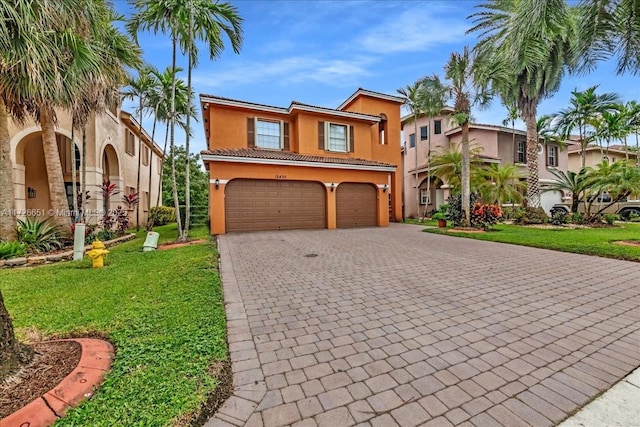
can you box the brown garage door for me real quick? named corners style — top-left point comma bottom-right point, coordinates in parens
top-left (225, 179), bottom-right (326, 232)
top-left (336, 183), bottom-right (377, 228)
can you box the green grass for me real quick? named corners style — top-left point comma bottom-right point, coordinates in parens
top-left (424, 222), bottom-right (640, 261)
top-left (403, 218), bottom-right (438, 227)
top-left (0, 224), bottom-right (227, 426)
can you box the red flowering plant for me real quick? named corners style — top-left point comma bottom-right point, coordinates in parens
top-left (470, 202), bottom-right (502, 230)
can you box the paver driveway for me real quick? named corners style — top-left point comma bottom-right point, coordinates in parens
top-left (207, 224), bottom-right (640, 427)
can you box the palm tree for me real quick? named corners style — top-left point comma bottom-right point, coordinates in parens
top-left (429, 143), bottom-right (483, 194)
top-left (598, 110), bottom-right (631, 159)
top-left (502, 101), bottom-right (519, 151)
top-left (552, 86), bottom-right (621, 167)
top-left (546, 168), bottom-right (593, 213)
top-left (397, 80), bottom-right (426, 219)
top-left (128, 0), bottom-right (243, 241)
top-left (469, 0), bottom-right (577, 208)
top-left (478, 164), bottom-right (526, 206)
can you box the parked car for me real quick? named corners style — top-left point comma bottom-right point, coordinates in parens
top-left (551, 196), bottom-right (640, 219)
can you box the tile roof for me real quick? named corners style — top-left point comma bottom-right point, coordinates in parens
top-left (201, 148), bottom-right (396, 168)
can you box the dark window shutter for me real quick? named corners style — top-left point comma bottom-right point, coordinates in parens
top-left (247, 117), bottom-right (255, 147)
top-left (318, 121), bottom-right (325, 150)
top-left (283, 122), bottom-right (290, 151)
top-left (349, 125), bottom-right (354, 153)
top-left (514, 140), bottom-right (518, 163)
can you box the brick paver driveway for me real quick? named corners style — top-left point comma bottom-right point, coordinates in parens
top-left (208, 224), bottom-right (640, 427)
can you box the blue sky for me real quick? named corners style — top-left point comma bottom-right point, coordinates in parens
top-left (116, 0), bottom-right (640, 155)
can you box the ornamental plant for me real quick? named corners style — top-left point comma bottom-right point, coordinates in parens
top-left (470, 202), bottom-right (502, 230)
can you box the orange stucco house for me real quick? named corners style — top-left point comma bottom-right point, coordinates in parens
top-left (200, 88), bottom-right (404, 234)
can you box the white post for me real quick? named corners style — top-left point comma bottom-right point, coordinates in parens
top-left (73, 223), bottom-right (86, 261)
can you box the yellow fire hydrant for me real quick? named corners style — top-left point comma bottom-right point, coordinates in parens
top-left (87, 240), bottom-right (109, 268)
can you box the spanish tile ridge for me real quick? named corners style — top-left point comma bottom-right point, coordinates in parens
top-left (200, 93), bottom-right (287, 111)
top-left (201, 148), bottom-right (396, 168)
top-left (289, 100), bottom-right (381, 119)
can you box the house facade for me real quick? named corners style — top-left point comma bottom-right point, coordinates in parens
top-left (8, 108), bottom-right (163, 227)
top-left (402, 113), bottom-right (570, 217)
top-left (567, 144), bottom-right (639, 171)
top-left (200, 89), bottom-right (403, 234)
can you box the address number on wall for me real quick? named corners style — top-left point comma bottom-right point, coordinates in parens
top-left (275, 174), bottom-right (287, 179)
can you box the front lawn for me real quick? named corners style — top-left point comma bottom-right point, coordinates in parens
top-left (0, 224), bottom-right (227, 426)
top-left (424, 222), bottom-right (640, 261)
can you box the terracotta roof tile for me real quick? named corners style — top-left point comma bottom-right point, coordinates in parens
top-left (201, 148), bottom-right (396, 168)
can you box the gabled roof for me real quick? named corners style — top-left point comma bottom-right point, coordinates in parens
top-left (200, 93), bottom-right (381, 123)
top-left (568, 144), bottom-right (639, 155)
top-left (200, 148), bottom-right (396, 171)
top-left (400, 109), bottom-right (455, 126)
top-left (337, 88), bottom-right (405, 110)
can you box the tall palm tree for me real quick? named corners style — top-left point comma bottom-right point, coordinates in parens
top-left (470, 0), bottom-right (577, 208)
top-left (552, 86), bottom-right (621, 166)
top-left (397, 81), bottom-right (426, 219)
top-left (598, 110), bottom-right (631, 158)
top-left (128, 0), bottom-right (243, 241)
top-left (502, 101), bottom-right (519, 150)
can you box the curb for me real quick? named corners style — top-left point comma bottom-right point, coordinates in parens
top-left (1, 338), bottom-right (114, 427)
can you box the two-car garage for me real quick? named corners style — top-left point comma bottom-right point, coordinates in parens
top-left (224, 179), bottom-right (378, 232)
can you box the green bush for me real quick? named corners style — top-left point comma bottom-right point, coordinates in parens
top-left (501, 206), bottom-right (525, 221)
top-left (551, 210), bottom-right (568, 225)
top-left (513, 207), bottom-right (548, 225)
top-left (149, 206), bottom-right (176, 226)
top-left (0, 241), bottom-right (27, 260)
top-left (17, 217), bottom-right (65, 253)
top-left (604, 213), bottom-right (619, 225)
top-left (446, 194), bottom-right (479, 226)
top-left (570, 212), bottom-right (585, 224)
top-left (629, 211), bottom-right (640, 222)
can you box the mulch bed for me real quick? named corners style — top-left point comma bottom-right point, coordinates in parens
top-left (613, 240), bottom-right (640, 247)
top-left (157, 239), bottom-right (207, 251)
top-left (0, 340), bottom-right (81, 418)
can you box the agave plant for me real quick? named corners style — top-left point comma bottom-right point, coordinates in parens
top-left (17, 217), bottom-right (66, 253)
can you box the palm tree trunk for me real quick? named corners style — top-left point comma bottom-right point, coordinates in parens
top-left (623, 138), bottom-right (629, 161)
top-left (81, 126), bottom-right (87, 223)
top-left (1, 290), bottom-right (33, 380)
top-left (0, 100), bottom-right (17, 240)
top-left (181, 2), bottom-right (194, 241)
top-left (155, 121), bottom-right (170, 212)
top-left (461, 121), bottom-right (470, 227)
top-left (636, 132), bottom-right (639, 166)
top-left (523, 103), bottom-right (541, 207)
top-left (414, 118), bottom-right (419, 219)
top-left (424, 118), bottom-right (432, 218)
top-left (146, 110), bottom-right (158, 231)
top-left (71, 126), bottom-right (78, 221)
top-left (170, 37), bottom-right (183, 238)
top-left (40, 106), bottom-right (71, 229)
top-left (135, 97), bottom-right (143, 231)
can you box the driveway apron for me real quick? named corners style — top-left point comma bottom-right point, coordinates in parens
top-left (206, 224), bottom-right (640, 427)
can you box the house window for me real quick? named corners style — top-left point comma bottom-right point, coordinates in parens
top-left (256, 119), bottom-right (282, 149)
top-left (379, 114), bottom-right (387, 145)
top-left (327, 122), bottom-right (348, 152)
top-left (142, 145), bottom-right (150, 166)
top-left (420, 126), bottom-right (428, 141)
top-left (547, 146), bottom-right (558, 167)
top-left (420, 189), bottom-right (430, 205)
top-left (516, 140), bottom-right (526, 163)
top-left (434, 120), bottom-right (442, 134)
top-left (157, 157), bottom-right (162, 174)
top-left (126, 130), bottom-right (135, 156)
top-left (409, 133), bottom-right (416, 148)
top-left (142, 191), bottom-right (149, 211)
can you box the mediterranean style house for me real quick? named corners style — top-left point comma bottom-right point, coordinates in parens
top-left (567, 143), bottom-right (639, 171)
top-left (200, 88), bottom-right (403, 234)
top-left (402, 113), bottom-right (571, 217)
top-left (8, 108), bottom-right (163, 227)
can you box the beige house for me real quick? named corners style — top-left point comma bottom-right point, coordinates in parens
top-left (8, 108), bottom-right (163, 227)
top-left (567, 144), bottom-right (639, 171)
top-left (402, 113), bottom-right (572, 217)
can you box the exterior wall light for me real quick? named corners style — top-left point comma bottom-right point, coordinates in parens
top-left (330, 183), bottom-right (335, 192)
top-left (383, 184), bottom-right (388, 193)
top-left (215, 178), bottom-right (220, 190)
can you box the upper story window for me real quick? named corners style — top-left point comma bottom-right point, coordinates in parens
top-left (434, 120), bottom-right (442, 135)
top-left (318, 121), bottom-right (354, 153)
top-left (379, 113), bottom-right (387, 145)
top-left (142, 145), bottom-right (150, 166)
top-left (409, 133), bottom-right (416, 148)
top-left (516, 140), bottom-right (526, 163)
top-left (420, 125), bottom-right (428, 141)
top-left (547, 145), bottom-right (558, 167)
top-left (126, 130), bottom-right (136, 156)
top-left (248, 117), bottom-right (289, 150)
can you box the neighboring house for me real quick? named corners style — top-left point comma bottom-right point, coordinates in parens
top-left (567, 144), bottom-right (639, 172)
top-left (402, 113), bottom-right (572, 217)
top-left (200, 88), bottom-right (403, 234)
top-left (8, 108), bottom-right (163, 227)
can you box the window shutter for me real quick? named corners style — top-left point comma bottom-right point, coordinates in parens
top-left (247, 117), bottom-right (255, 147)
top-left (349, 125), bottom-right (354, 153)
top-left (514, 141), bottom-right (518, 163)
top-left (318, 121), bottom-right (325, 150)
top-left (283, 122), bottom-right (290, 151)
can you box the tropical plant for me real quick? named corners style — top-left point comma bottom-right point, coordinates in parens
top-left (470, 0), bottom-right (578, 208)
top-left (122, 193), bottom-right (140, 210)
top-left (0, 241), bottom-right (27, 260)
top-left (470, 202), bottom-right (502, 230)
top-left (446, 193), bottom-right (480, 227)
top-left (477, 163), bottom-right (526, 206)
top-left (589, 160), bottom-right (640, 217)
top-left (17, 217), bottom-right (65, 253)
top-left (429, 143), bottom-right (483, 194)
top-left (546, 168), bottom-right (593, 213)
top-left (128, 0), bottom-right (243, 241)
top-left (149, 206), bottom-right (176, 226)
top-left (101, 179), bottom-right (120, 211)
top-left (597, 110), bottom-right (631, 158)
top-left (502, 101), bottom-right (520, 150)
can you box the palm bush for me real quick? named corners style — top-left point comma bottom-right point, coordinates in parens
top-left (0, 241), bottom-right (27, 260)
top-left (17, 217), bottom-right (66, 253)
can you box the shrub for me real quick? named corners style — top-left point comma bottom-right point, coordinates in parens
top-left (570, 212), bottom-right (585, 225)
top-left (149, 206), bottom-right (176, 226)
top-left (629, 211), bottom-right (640, 222)
top-left (513, 207), bottom-right (548, 225)
top-left (470, 203), bottom-right (502, 230)
top-left (446, 193), bottom-right (479, 227)
top-left (550, 210), bottom-right (568, 225)
top-left (603, 213), bottom-right (619, 225)
top-left (501, 206), bottom-right (525, 221)
top-left (114, 206), bottom-right (129, 235)
top-left (17, 217), bottom-right (65, 253)
top-left (95, 229), bottom-right (117, 242)
top-left (0, 240), bottom-right (27, 259)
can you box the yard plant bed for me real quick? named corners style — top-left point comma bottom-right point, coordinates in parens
top-left (0, 224), bottom-right (230, 426)
top-left (424, 222), bottom-right (640, 261)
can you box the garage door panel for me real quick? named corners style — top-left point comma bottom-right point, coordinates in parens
top-left (336, 183), bottom-right (377, 228)
top-left (225, 179), bottom-right (326, 232)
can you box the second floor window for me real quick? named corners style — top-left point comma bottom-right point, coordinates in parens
top-left (547, 145), bottom-right (558, 167)
top-left (516, 140), bottom-right (526, 163)
top-left (126, 131), bottom-right (135, 156)
top-left (256, 119), bottom-right (282, 149)
top-left (420, 126), bottom-right (428, 141)
top-left (328, 123), bottom-right (348, 152)
top-left (142, 145), bottom-right (150, 166)
top-left (434, 120), bottom-right (442, 134)
top-left (409, 133), bottom-right (416, 148)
